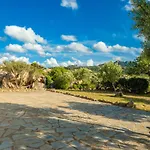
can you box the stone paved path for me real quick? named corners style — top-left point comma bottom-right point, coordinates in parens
top-left (0, 91), bottom-right (150, 150)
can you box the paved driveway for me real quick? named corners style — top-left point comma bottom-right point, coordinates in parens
top-left (0, 91), bottom-right (150, 150)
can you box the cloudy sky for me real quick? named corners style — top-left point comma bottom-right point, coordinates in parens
top-left (0, 0), bottom-right (143, 67)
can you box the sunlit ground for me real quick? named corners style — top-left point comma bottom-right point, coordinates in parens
top-left (57, 90), bottom-right (150, 111)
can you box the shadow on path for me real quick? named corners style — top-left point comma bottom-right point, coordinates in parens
top-left (0, 102), bottom-right (150, 149)
top-left (61, 101), bottom-right (150, 123)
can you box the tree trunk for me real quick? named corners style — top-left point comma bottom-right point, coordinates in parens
top-left (112, 83), bottom-right (116, 92)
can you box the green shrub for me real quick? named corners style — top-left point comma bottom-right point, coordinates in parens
top-left (101, 81), bottom-right (113, 91)
top-left (117, 78), bottom-right (129, 92)
top-left (99, 61), bottom-right (123, 91)
top-left (103, 77), bottom-right (149, 94)
top-left (53, 77), bottom-right (70, 89)
top-left (72, 83), bottom-right (80, 90)
top-left (52, 71), bottom-right (74, 90)
top-left (128, 78), bottom-right (149, 94)
top-left (45, 76), bottom-right (53, 88)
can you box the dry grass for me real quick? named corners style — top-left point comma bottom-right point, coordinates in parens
top-left (57, 90), bottom-right (150, 111)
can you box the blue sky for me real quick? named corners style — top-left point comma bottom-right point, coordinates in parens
top-left (0, 0), bottom-right (143, 67)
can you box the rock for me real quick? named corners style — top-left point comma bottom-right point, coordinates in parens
top-left (115, 91), bottom-right (123, 97)
top-left (51, 141), bottom-right (68, 149)
top-left (0, 140), bottom-right (13, 150)
top-left (115, 102), bottom-right (127, 107)
top-left (126, 101), bottom-right (136, 108)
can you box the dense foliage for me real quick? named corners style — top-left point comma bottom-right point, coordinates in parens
top-left (125, 54), bottom-right (150, 76)
top-left (130, 0), bottom-right (150, 57)
top-left (99, 62), bottom-right (123, 91)
top-left (0, 60), bottom-right (149, 94)
top-left (46, 61), bottom-right (150, 94)
top-left (0, 61), bottom-right (45, 89)
top-left (118, 77), bottom-right (149, 94)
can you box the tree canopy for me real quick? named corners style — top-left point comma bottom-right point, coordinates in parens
top-left (99, 62), bottom-right (123, 91)
top-left (130, 0), bottom-right (150, 56)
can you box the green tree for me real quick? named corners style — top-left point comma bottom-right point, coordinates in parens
top-left (130, 0), bottom-right (150, 56)
top-left (45, 76), bottom-right (53, 88)
top-left (125, 61), bottom-right (138, 75)
top-left (53, 71), bottom-right (74, 89)
top-left (125, 54), bottom-right (150, 76)
top-left (50, 67), bottom-right (67, 81)
top-left (31, 62), bottom-right (45, 70)
top-left (73, 68), bottom-right (96, 90)
top-left (73, 68), bottom-right (93, 82)
top-left (99, 62), bottom-right (123, 91)
top-left (49, 67), bottom-right (74, 89)
top-left (136, 54), bottom-right (150, 75)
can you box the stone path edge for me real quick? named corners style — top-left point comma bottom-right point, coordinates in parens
top-left (47, 89), bottom-right (149, 112)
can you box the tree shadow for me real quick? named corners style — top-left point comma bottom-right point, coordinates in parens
top-left (65, 102), bottom-right (150, 123)
top-left (124, 96), bottom-right (150, 105)
top-left (0, 102), bottom-right (149, 150)
top-left (109, 94), bottom-right (150, 105)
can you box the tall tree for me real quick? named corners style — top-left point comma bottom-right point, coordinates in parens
top-left (125, 53), bottom-right (150, 76)
top-left (99, 62), bottom-right (123, 92)
top-left (130, 0), bottom-right (150, 56)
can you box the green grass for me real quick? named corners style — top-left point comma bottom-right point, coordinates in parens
top-left (57, 90), bottom-right (150, 111)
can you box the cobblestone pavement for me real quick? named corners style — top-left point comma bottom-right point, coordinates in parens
top-left (0, 91), bottom-right (150, 150)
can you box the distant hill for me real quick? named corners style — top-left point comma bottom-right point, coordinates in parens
top-left (114, 61), bottom-right (129, 68)
top-left (61, 61), bottom-right (130, 72)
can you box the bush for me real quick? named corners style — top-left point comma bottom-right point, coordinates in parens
top-left (72, 83), bottom-right (80, 90)
top-left (53, 77), bottom-right (70, 89)
top-left (117, 78), bottom-right (129, 92)
top-left (99, 61), bottom-right (123, 91)
top-left (103, 77), bottom-right (149, 94)
top-left (128, 78), bottom-right (149, 94)
top-left (45, 76), bottom-right (53, 88)
top-left (52, 71), bottom-right (74, 90)
top-left (101, 81), bottom-right (113, 91)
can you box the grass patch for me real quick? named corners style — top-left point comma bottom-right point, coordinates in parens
top-left (56, 90), bottom-right (150, 111)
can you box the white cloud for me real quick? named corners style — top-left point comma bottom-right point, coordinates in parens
top-left (43, 58), bottom-right (59, 67)
top-left (87, 59), bottom-right (94, 66)
top-left (124, 1), bottom-right (133, 11)
top-left (23, 43), bottom-right (44, 53)
top-left (133, 34), bottom-right (145, 42)
top-left (6, 44), bottom-right (26, 53)
top-left (0, 53), bottom-right (30, 64)
top-left (60, 58), bottom-right (95, 67)
top-left (55, 45), bottom-right (65, 52)
top-left (124, 0), bottom-right (150, 11)
top-left (113, 56), bottom-right (122, 61)
top-left (93, 41), bottom-right (142, 53)
top-left (5, 25), bottom-right (47, 44)
top-left (67, 42), bottom-right (90, 53)
top-left (43, 57), bottom-right (94, 68)
top-left (42, 52), bottom-right (52, 57)
top-left (93, 42), bottom-right (110, 52)
top-left (60, 61), bottom-right (74, 67)
top-left (61, 0), bottom-right (78, 10)
top-left (61, 35), bottom-right (77, 41)
top-left (5, 43), bottom-right (52, 57)
top-left (71, 57), bottom-right (83, 66)
top-left (23, 43), bottom-right (52, 57)
top-left (51, 42), bottom-right (91, 53)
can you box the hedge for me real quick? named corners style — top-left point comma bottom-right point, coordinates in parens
top-left (118, 77), bottom-right (149, 94)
